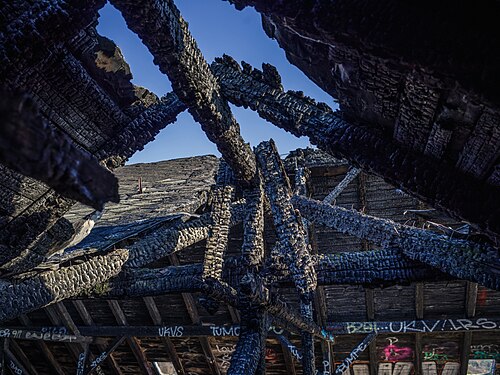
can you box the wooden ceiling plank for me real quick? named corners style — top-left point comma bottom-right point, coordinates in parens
top-left (71, 301), bottom-right (125, 375)
top-left (18, 315), bottom-right (66, 375)
top-left (9, 340), bottom-right (40, 375)
top-left (168, 253), bottom-right (221, 375)
top-left (84, 336), bottom-right (125, 375)
top-left (143, 297), bottom-right (185, 375)
top-left (4, 346), bottom-right (30, 375)
top-left (107, 301), bottom-right (155, 375)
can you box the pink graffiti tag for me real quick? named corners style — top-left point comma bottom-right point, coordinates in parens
top-left (383, 337), bottom-right (413, 362)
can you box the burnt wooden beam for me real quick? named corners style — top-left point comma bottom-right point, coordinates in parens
top-left (0, 249), bottom-right (128, 322)
top-left (465, 282), bottom-right (479, 318)
top-left (280, 340), bottom-right (297, 375)
top-left (0, 89), bottom-right (119, 211)
top-left (212, 56), bottom-right (500, 238)
top-left (460, 281), bottom-right (478, 375)
top-left (334, 333), bottom-right (376, 375)
top-left (415, 333), bottom-right (422, 375)
top-left (85, 247), bottom-right (448, 300)
top-left (328, 317), bottom-right (500, 335)
top-left (168, 254), bottom-right (222, 375)
top-left (9, 315), bottom-right (500, 339)
top-left (76, 343), bottom-right (90, 375)
top-left (109, 0), bottom-right (256, 184)
top-left (0, 0), bottom-right (104, 78)
top-left (124, 201), bottom-right (245, 268)
top-left (0, 320), bottom-right (85, 344)
top-left (460, 332), bottom-right (473, 375)
top-left (228, 178), bottom-right (267, 375)
top-left (276, 334), bottom-right (302, 362)
top-left (291, 195), bottom-right (500, 289)
top-left (414, 283), bottom-right (424, 375)
top-left (72, 301), bottom-right (124, 375)
top-left (48, 303), bottom-right (106, 375)
top-left (323, 167), bottom-right (361, 205)
top-left (203, 184), bottom-right (234, 280)
top-left (143, 297), bottom-right (184, 375)
top-left (107, 300), bottom-right (155, 375)
top-left (43, 306), bottom-right (92, 374)
top-left (255, 140), bottom-right (317, 298)
top-left (85, 337), bottom-right (132, 375)
top-left (97, 92), bottom-right (187, 169)
top-left (255, 138), bottom-right (317, 374)
top-left (293, 164), bottom-right (317, 375)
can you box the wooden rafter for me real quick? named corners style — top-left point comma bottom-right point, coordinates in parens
top-left (169, 253), bottom-right (222, 375)
top-left (143, 297), bottom-right (185, 375)
top-left (107, 300), bottom-right (155, 375)
top-left (18, 314), bottom-right (66, 375)
top-left (212, 56), bottom-right (500, 239)
top-left (72, 301), bottom-right (125, 375)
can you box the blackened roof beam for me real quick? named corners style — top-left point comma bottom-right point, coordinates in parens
top-left (0, 90), bottom-right (119, 211)
top-left (211, 56), bottom-right (500, 239)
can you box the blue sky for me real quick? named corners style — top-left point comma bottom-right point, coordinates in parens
top-left (97, 0), bottom-right (336, 163)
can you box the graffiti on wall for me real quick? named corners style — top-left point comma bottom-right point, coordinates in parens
top-left (471, 345), bottom-right (500, 361)
top-left (423, 342), bottom-right (459, 363)
top-left (382, 337), bottom-right (413, 362)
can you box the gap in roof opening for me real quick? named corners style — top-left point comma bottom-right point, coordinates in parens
top-left (97, 3), bottom-right (172, 96)
top-left (98, 0), bottom-right (336, 163)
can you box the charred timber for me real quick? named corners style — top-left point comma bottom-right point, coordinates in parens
top-left (255, 140), bottom-right (317, 299)
top-left (124, 201), bottom-right (245, 268)
top-left (212, 56), bottom-right (500, 238)
top-left (110, 0), bottom-right (257, 183)
top-left (83, 248), bottom-right (446, 299)
top-left (0, 0), bottom-right (105, 78)
top-left (0, 90), bottom-right (119, 211)
top-left (228, 178), bottom-right (266, 375)
top-left (0, 249), bottom-right (128, 322)
top-left (8, 317), bottom-right (500, 339)
top-left (85, 266), bottom-right (328, 340)
top-left (203, 185), bottom-right (234, 280)
top-left (98, 92), bottom-right (187, 169)
top-left (292, 195), bottom-right (500, 289)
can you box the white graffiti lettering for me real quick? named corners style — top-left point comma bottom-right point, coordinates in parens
top-left (209, 325), bottom-right (240, 337)
top-left (158, 326), bottom-right (184, 337)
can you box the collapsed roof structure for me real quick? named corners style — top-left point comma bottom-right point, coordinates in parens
top-left (0, 1), bottom-right (499, 375)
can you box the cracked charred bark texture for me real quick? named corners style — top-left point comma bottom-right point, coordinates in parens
top-left (125, 201), bottom-right (245, 268)
top-left (292, 195), bottom-right (500, 289)
top-left (1, 212), bottom-right (100, 275)
top-left (0, 192), bottom-right (74, 268)
top-left (212, 57), bottom-right (500, 238)
top-left (203, 176), bottom-right (234, 280)
top-left (313, 249), bottom-right (448, 286)
top-left (97, 92), bottom-right (187, 169)
top-left (228, 178), bottom-right (266, 375)
top-left (0, 249), bottom-right (128, 322)
top-left (0, 0), bottom-right (105, 79)
top-left (83, 247), bottom-right (446, 300)
top-left (110, 0), bottom-right (256, 184)
top-left (293, 164), bottom-right (315, 375)
top-left (0, 90), bottom-right (119, 210)
top-left (255, 140), bottom-right (317, 298)
top-left (256, 140), bottom-right (317, 373)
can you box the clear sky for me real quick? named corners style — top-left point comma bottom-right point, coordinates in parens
top-left (96, 0), bottom-right (336, 163)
